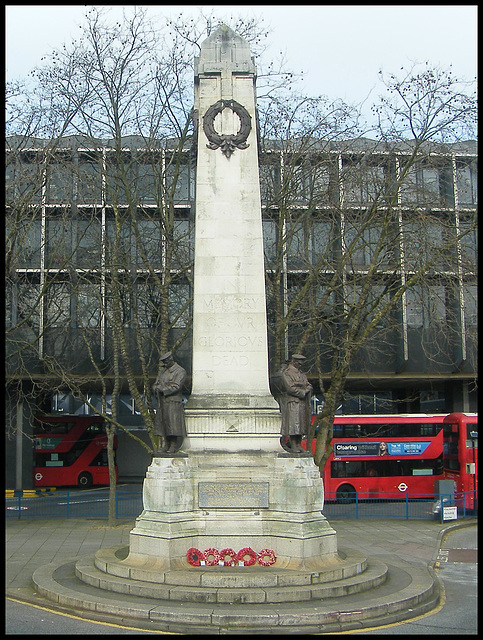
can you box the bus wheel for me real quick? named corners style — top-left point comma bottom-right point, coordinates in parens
top-left (78, 472), bottom-right (93, 489)
top-left (336, 484), bottom-right (356, 504)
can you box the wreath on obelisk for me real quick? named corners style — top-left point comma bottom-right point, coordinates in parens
top-left (203, 99), bottom-right (252, 158)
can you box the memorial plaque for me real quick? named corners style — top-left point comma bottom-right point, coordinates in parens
top-left (198, 482), bottom-right (269, 508)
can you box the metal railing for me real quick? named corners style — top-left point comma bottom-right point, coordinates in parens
top-left (322, 490), bottom-right (478, 520)
top-left (5, 490), bottom-right (143, 520)
top-left (5, 489), bottom-right (477, 521)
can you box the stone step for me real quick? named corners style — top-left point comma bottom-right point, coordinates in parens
top-left (76, 550), bottom-right (387, 603)
top-left (94, 545), bottom-right (367, 587)
top-left (31, 554), bottom-right (440, 633)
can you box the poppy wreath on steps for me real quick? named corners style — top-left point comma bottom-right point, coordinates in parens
top-left (186, 548), bottom-right (206, 567)
top-left (186, 546), bottom-right (277, 567)
top-left (236, 547), bottom-right (258, 566)
top-left (219, 548), bottom-right (238, 567)
top-left (203, 548), bottom-right (223, 566)
top-left (258, 548), bottom-right (277, 567)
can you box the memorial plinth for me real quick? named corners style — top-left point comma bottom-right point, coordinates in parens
top-left (127, 24), bottom-right (337, 576)
top-left (128, 453), bottom-right (337, 571)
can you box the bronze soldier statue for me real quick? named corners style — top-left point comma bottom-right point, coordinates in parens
top-left (152, 352), bottom-right (187, 454)
top-left (279, 354), bottom-right (313, 453)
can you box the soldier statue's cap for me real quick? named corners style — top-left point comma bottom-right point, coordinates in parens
top-left (160, 351), bottom-right (172, 361)
top-left (291, 353), bottom-right (306, 360)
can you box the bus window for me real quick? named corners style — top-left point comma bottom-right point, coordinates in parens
top-left (330, 456), bottom-right (443, 479)
top-left (443, 423), bottom-right (460, 471)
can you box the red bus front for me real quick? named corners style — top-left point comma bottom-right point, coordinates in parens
top-left (442, 412), bottom-right (478, 510)
top-left (33, 415), bottom-right (118, 488)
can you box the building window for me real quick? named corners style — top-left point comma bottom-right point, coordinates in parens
top-left (76, 216), bottom-right (101, 268)
top-left (7, 213), bottom-right (42, 268)
top-left (77, 157), bottom-right (102, 203)
top-left (46, 217), bottom-right (72, 268)
top-left (106, 216), bottom-right (134, 266)
top-left (45, 282), bottom-right (71, 328)
top-left (400, 163), bottom-right (441, 205)
top-left (463, 285), bottom-right (477, 327)
top-left (262, 216), bottom-right (278, 266)
top-left (286, 214), bottom-right (310, 268)
top-left (46, 161), bottom-right (73, 204)
top-left (403, 215), bottom-right (445, 271)
top-left (76, 282), bottom-right (101, 328)
top-left (342, 160), bottom-right (386, 205)
top-left (136, 281), bottom-right (162, 329)
top-left (288, 163), bottom-right (309, 205)
top-left (105, 160), bottom-right (134, 205)
top-left (169, 282), bottom-right (191, 328)
top-left (456, 161), bottom-right (477, 205)
top-left (172, 217), bottom-right (194, 268)
top-left (165, 160), bottom-right (194, 203)
top-left (15, 161), bottom-right (44, 204)
top-left (420, 390), bottom-right (447, 413)
top-left (346, 282), bottom-right (391, 329)
top-left (105, 279), bottom-right (132, 327)
top-left (135, 218), bottom-right (162, 267)
top-left (312, 218), bottom-right (335, 266)
top-left (137, 162), bottom-right (158, 203)
top-left (344, 218), bottom-right (385, 267)
top-left (459, 217), bottom-right (477, 270)
top-left (5, 160), bottom-right (15, 204)
top-left (259, 157), bottom-right (280, 205)
top-left (406, 284), bottom-right (446, 328)
top-left (342, 391), bottom-right (396, 414)
top-left (16, 281), bottom-right (41, 335)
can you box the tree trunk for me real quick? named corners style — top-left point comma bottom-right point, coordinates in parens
top-left (106, 425), bottom-right (117, 526)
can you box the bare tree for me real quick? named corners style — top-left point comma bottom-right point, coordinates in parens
top-left (260, 64), bottom-right (476, 473)
top-left (5, 7), bottom-right (302, 519)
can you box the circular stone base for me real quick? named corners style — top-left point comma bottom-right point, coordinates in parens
top-left (72, 545), bottom-right (389, 603)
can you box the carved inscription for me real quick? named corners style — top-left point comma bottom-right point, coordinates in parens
top-left (206, 316), bottom-right (255, 330)
top-left (199, 335), bottom-right (264, 348)
top-left (212, 355), bottom-right (249, 367)
top-left (203, 294), bottom-right (261, 312)
top-left (198, 482), bottom-right (269, 508)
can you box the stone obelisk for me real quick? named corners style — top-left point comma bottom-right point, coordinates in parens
top-left (127, 25), bottom-right (337, 571)
top-left (185, 24), bottom-right (280, 452)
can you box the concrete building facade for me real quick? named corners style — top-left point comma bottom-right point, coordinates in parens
top-left (5, 133), bottom-right (478, 488)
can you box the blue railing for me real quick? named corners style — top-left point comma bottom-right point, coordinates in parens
top-left (5, 489), bottom-right (477, 521)
top-left (322, 490), bottom-right (477, 520)
top-left (5, 490), bottom-right (143, 520)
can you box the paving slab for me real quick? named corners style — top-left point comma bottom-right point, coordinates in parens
top-left (6, 516), bottom-right (477, 633)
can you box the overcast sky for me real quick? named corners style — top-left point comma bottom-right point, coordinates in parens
top-left (6, 4), bottom-right (477, 112)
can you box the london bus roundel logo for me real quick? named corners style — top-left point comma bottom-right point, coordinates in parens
top-left (397, 482), bottom-right (408, 492)
top-left (35, 472), bottom-right (43, 481)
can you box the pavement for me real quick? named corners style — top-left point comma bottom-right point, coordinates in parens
top-left (5, 515), bottom-right (478, 633)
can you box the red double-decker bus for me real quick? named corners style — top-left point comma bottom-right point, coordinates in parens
top-left (289, 412), bottom-right (477, 503)
top-left (33, 414), bottom-right (118, 488)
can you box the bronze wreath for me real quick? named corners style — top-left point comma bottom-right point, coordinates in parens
top-left (202, 99), bottom-right (251, 158)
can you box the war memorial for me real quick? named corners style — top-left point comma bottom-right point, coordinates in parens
top-left (31, 26), bottom-right (440, 633)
